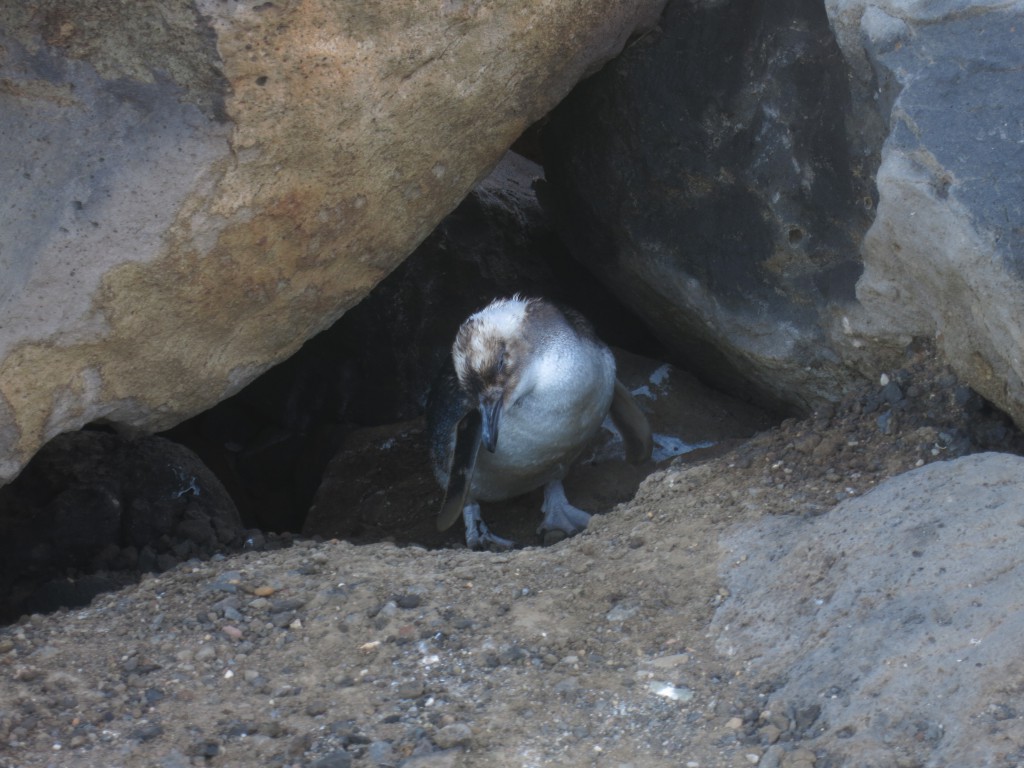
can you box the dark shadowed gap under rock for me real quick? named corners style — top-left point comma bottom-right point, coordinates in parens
top-left (0, 429), bottom-right (258, 624)
top-left (160, 152), bottom-right (718, 539)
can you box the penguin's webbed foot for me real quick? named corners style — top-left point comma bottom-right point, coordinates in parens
top-left (463, 502), bottom-right (515, 551)
top-left (538, 479), bottom-right (592, 543)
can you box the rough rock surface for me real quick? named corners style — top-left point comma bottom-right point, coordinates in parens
top-left (0, 432), bottom-right (245, 623)
top-left (714, 452), bottom-right (1024, 767)
top-left (2, 348), bottom-right (1023, 767)
top-left (829, 0), bottom-right (1024, 431)
top-left (540, 0), bottom-right (879, 413)
top-left (0, 0), bottom-right (666, 482)
top-left (540, 0), bottom-right (1024, 433)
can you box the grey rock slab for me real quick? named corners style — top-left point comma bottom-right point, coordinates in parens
top-left (713, 451), bottom-right (1024, 765)
top-left (541, 0), bottom-right (878, 413)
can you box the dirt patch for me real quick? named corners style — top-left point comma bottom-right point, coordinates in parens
top-left (1, 345), bottom-right (1021, 767)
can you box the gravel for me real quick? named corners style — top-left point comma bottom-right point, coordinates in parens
top-left (1, 349), bottom-right (1023, 767)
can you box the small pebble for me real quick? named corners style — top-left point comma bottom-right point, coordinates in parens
top-left (647, 681), bottom-right (694, 702)
top-left (432, 722), bottom-right (472, 749)
top-left (306, 700), bottom-right (329, 717)
top-left (397, 679), bottom-right (425, 699)
top-left (396, 594), bottom-right (422, 609)
top-left (131, 723), bottom-right (164, 742)
top-left (606, 602), bottom-right (640, 622)
top-left (366, 740), bottom-right (396, 766)
top-left (270, 597), bottom-right (306, 614)
top-left (222, 606), bottom-right (244, 622)
top-left (310, 750), bottom-right (353, 768)
top-left (14, 666), bottom-right (42, 682)
top-left (144, 688), bottom-right (165, 705)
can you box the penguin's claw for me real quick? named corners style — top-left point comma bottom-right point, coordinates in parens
top-left (463, 503), bottom-right (515, 551)
top-left (537, 479), bottom-right (592, 540)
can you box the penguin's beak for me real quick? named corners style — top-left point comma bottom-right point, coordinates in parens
top-left (479, 394), bottom-right (503, 453)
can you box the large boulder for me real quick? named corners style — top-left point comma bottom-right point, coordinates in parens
top-left (714, 452), bottom-right (1024, 765)
top-left (0, 431), bottom-right (244, 622)
top-left (830, 0), bottom-right (1024, 430)
top-left (540, 0), bottom-right (880, 413)
top-left (541, 0), bottom-right (1024, 430)
top-left (0, 0), bottom-right (667, 482)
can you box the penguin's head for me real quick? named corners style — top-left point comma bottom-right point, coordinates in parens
top-left (452, 297), bottom-right (535, 453)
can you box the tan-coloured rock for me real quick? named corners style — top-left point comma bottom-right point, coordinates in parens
top-left (0, 0), bottom-right (667, 482)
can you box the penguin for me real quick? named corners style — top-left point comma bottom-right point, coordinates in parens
top-left (427, 296), bottom-right (653, 550)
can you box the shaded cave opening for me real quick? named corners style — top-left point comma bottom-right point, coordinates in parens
top-left (162, 153), bottom-right (681, 540)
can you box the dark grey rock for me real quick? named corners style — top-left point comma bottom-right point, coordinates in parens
top-left (310, 750), bottom-right (353, 768)
top-left (541, 0), bottom-right (877, 414)
top-left (0, 431), bottom-right (243, 621)
top-left (305, 700), bottom-right (329, 717)
top-left (270, 597), bottom-right (307, 614)
top-left (131, 723), bottom-right (164, 742)
top-left (395, 594), bottom-right (421, 610)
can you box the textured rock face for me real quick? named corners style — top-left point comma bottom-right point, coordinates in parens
top-left (714, 452), bottom-right (1024, 766)
top-left (0, 0), bottom-right (666, 482)
top-left (540, 0), bottom-right (879, 412)
top-left (541, 0), bottom-right (1024, 429)
top-left (829, 0), bottom-right (1024, 430)
top-left (0, 431), bottom-right (243, 622)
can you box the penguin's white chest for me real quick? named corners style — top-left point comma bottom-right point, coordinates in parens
top-left (472, 342), bottom-right (615, 501)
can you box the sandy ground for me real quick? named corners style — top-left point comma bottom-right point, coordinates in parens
top-left (1, 345), bottom-right (1022, 768)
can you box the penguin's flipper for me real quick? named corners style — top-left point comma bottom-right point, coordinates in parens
top-left (437, 409), bottom-right (483, 532)
top-left (610, 379), bottom-right (653, 464)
